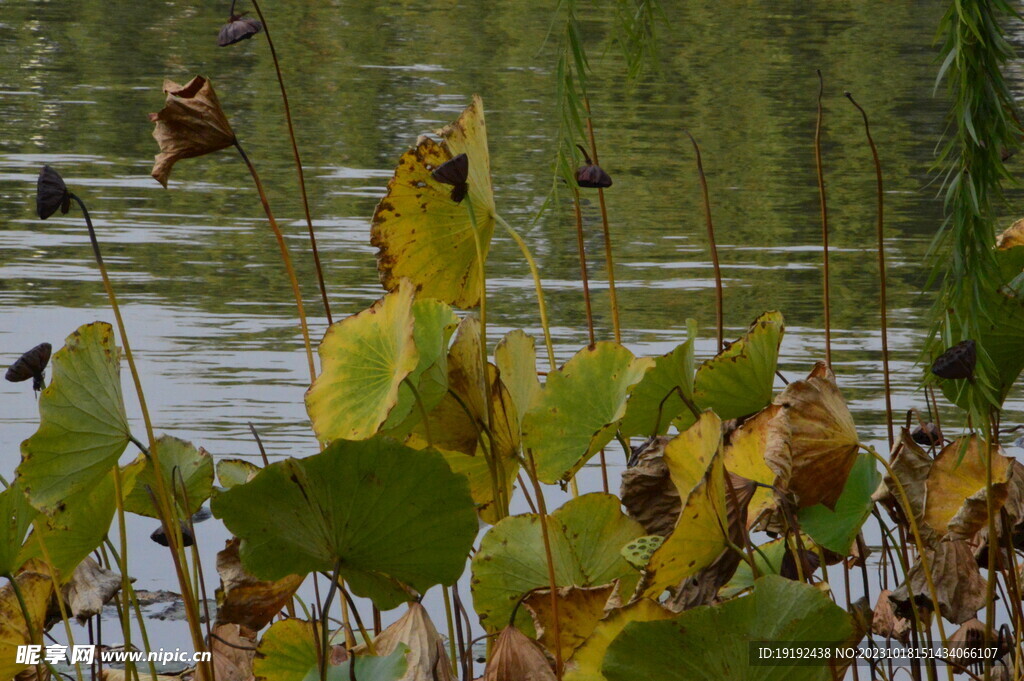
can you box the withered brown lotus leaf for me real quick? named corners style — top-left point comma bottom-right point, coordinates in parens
top-left (872, 429), bottom-right (932, 527)
top-left (766, 362), bottom-right (859, 509)
top-left (484, 625), bottom-right (556, 681)
top-left (870, 588), bottom-right (910, 643)
top-left (36, 166), bottom-right (70, 219)
top-left (62, 557), bottom-right (121, 624)
top-left (890, 539), bottom-right (985, 624)
top-left (524, 584), bottom-right (616, 665)
top-left (218, 14), bottom-right (262, 47)
top-left (214, 537), bottom-right (303, 630)
top-left (619, 436), bottom-right (678, 537)
top-left (195, 623), bottom-right (257, 681)
top-left (149, 76), bottom-right (236, 187)
top-left (353, 602), bottom-right (455, 681)
top-left (923, 436), bottom-right (1012, 539)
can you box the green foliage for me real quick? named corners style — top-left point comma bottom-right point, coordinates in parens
top-left (798, 453), bottom-right (880, 554)
top-left (0, 483), bottom-right (36, 576)
top-left (122, 434), bottom-right (214, 518)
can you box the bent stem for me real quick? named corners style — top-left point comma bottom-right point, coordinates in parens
top-left (583, 96), bottom-right (621, 343)
top-left (572, 188), bottom-right (596, 346)
top-left (495, 214), bottom-right (556, 371)
top-left (69, 193), bottom-right (208, 665)
top-left (248, 0), bottom-right (333, 325)
top-left (846, 93), bottom-right (894, 451)
top-left (684, 132), bottom-right (724, 349)
top-left (233, 140), bottom-right (317, 384)
top-left (815, 70), bottom-right (832, 368)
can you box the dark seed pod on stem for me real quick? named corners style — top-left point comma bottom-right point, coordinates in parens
top-left (431, 152), bottom-right (469, 203)
top-left (575, 144), bottom-right (612, 188)
top-left (36, 166), bottom-right (71, 219)
top-left (5, 342), bottom-right (51, 392)
top-left (218, 15), bottom-right (262, 46)
top-left (931, 339), bottom-right (977, 380)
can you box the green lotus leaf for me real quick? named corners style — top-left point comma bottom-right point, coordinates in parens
top-left (0, 482), bottom-right (36, 576)
top-left (306, 280), bottom-right (420, 442)
top-left (438, 445), bottom-right (518, 526)
top-left (17, 322), bottom-right (130, 513)
top-left (620, 320), bottom-right (697, 438)
top-left (370, 95), bottom-right (496, 309)
top-left (604, 576), bottom-right (855, 681)
top-left (495, 329), bottom-right (542, 427)
top-left (122, 435), bottom-right (214, 518)
top-left (523, 342), bottom-right (653, 483)
top-left (382, 298), bottom-right (459, 437)
top-left (18, 472), bottom-right (116, 578)
top-left (471, 493), bottom-right (644, 632)
top-left (719, 537), bottom-right (790, 599)
top-left (253, 618), bottom-right (408, 681)
top-left (798, 452), bottom-right (880, 554)
top-left (216, 458), bottom-right (260, 490)
top-left (692, 311), bottom-right (784, 421)
top-left (211, 437), bottom-right (478, 610)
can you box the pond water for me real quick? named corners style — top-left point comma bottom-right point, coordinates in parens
top-left (1, 0), bottom-right (1020, 661)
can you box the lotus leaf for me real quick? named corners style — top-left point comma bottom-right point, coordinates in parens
top-left (563, 599), bottom-right (674, 681)
top-left (0, 482), bottom-right (36, 576)
top-left (523, 584), bottom-right (616, 664)
top-left (0, 572), bottom-right (52, 680)
top-left (122, 434), bottom-right (213, 518)
top-left (923, 436), bottom-right (1012, 538)
top-left (619, 320), bottom-right (697, 438)
top-left (798, 452), bottom-right (879, 554)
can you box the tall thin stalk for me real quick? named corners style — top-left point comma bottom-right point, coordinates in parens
top-left (232, 140), bottom-right (317, 384)
top-left (583, 96), bottom-right (621, 343)
top-left (247, 0), bottom-right (333, 325)
top-left (845, 93), bottom-right (894, 451)
top-left (814, 70), bottom-right (832, 368)
top-left (524, 452), bottom-right (564, 679)
top-left (684, 133), bottom-right (724, 349)
top-left (572, 189), bottom-right (596, 346)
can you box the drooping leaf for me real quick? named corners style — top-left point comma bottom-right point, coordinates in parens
top-left (890, 539), bottom-right (985, 624)
top-left (63, 556), bottom-right (121, 623)
top-left (563, 599), bottom-right (674, 681)
top-left (353, 602), bottom-right (455, 681)
top-left (215, 538), bottom-right (304, 631)
top-left (495, 329), bottom-right (542, 427)
top-left (619, 437), bottom-right (678, 537)
top-left (483, 626), bottom-right (556, 681)
top-left (523, 342), bottom-right (653, 483)
top-left (18, 322), bottom-right (129, 513)
top-left (798, 453), bottom-right (880, 554)
top-left (642, 412), bottom-right (730, 598)
top-left (0, 483), bottom-right (36, 576)
top-left (371, 95), bottom-right (496, 308)
top-left (923, 436), bottom-right (1012, 539)
top-left (216, 458), bottom-right (260, 490)
top-left (692, 311), bottom-right (783, 421)
top-left (524, 584), bottom-right (616, 664)
top-left (0, 572), bottom-right (53, 681)
top-left (605, 576), bottom-right (855, 681)
top-left (722, 405), bottom-right (782, 527)
top-left (306, 280), bottom-right (419, 442)
top-left (471, 493), bottom-right (644, 632)
top-left (212, 437), bottom-right (478, 610)
top-left (620, 321), bottom-right (697, 438)
top-left (122, 434), bottom-right (214, 518)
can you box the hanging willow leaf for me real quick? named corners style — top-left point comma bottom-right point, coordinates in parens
top-left (371, 95), bottom-right (496, 308)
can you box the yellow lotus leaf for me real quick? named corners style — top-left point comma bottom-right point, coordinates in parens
top-left (767, 362), bottom-right (859, 509)
top-left (923, 436), bottom-right (1012, 538)
top-left (0, 572), bottom-right (52, 681)
top-left (305, 279), bottom-right (419, 442)
top-left (495, 329), bottom-right (542, 428)
top-left (563, 599), bottom-right (674, 681)
top-left (643, 412), bottom-right (729, 598)
top-left (722, 404), bottom-right (782, 526)
top-left (432, 443), bottom-right (518, 525)
top-left (524, 584), bottom-right (616, 665)
top-left (371, 95), bottom-right (496, 309)
top-left (662, 409), bottom-right (722, 496)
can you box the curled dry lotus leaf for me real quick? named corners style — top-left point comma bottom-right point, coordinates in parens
top-left (149, 76), bottom-right (236, 187)
top-left (195, 623), bottom-right (258, 681)
top-left (306, 280), bottom-right (419, 442)
top-left (766, 362), bottom-right (859, 510)
top-left (643, 412), bottom-right (730, 599)
top-left (471, 493), bottom-right (644, 632)
top-left (619, 436), bottom-right (678, 537)
top-left (62, 556), bottom-right (121, 624)
top-left (871, 589), bottom-right (910, 644)
top-left (873, 429), bottom-right (932, 526)
top-left (0, 572), bottom-right (52, 681)
top-left (605, 576), bottom-right (855, 681)
top-left (212, 437), bottom-right (478, 611)
top-left (523, 584), bottom-right (616, 670)
top-left (121, 434), bottom-right (214, 518)
top-left (563, 599), bottom-right (674, 681)
top-left (621, 535), bottom-right (665, 570)
top-left (523, 342), bottom-right (653, 484)
top-left (353, 602), bottom-right (455, 681)
top-left (18, 322), bottom-right (129, 514)
top-left (923, 436), bottom-right (1012, 540)
top-left (691, 311), bottom-right (783, 422)
top-left (215, 538), bottom-right (303, 631)
top-left (483, 625), bottom-right (556, 681)
top-left (371, 95), bottom-right (496, 308)
top-left (890, 539), bottom-right (985, 624)
top-left (254, 618), bottom-right (408, 681)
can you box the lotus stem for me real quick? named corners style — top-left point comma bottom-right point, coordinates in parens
top-left (845, 93), bottom-right (894, 451)
top-left (684, 133), bottom-right (724, 349)
top-left (232, 140), bottom-right (317, 384)
top-left (583, 96), bottom-right (621, 343)
top-left (524, 451), bottom-right (564, 678)
top-left (111, 467), bottom-right (139, 681)
top-left (248, 0), bottom-right (333, 326)
top-left (338, 584), bottom-right (376, 655)
top-left (70, 192), bottom-right (208, 663)
top-left (465, 196), bottom-right (489, 412)
top-left (572, 188), bottom-right (596, 346)
top-left (984, 417), bottom-right (998, 680)
top-left (495, 214), bottom-right (556, 371)
top-left (321, 559), bottom-right (343, 680)
top-left (815, 70), bottom-right (832, 368)
top-left (443, 587), bottom-right (459, 674)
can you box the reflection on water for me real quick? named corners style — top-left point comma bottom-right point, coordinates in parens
top-left (1, 0), bottom-right (1018, 657)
